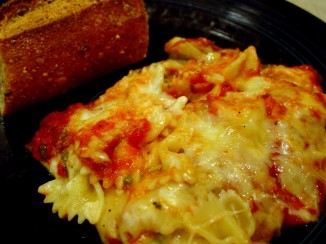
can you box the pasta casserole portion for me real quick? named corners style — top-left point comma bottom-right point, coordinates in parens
top-left (27, 37), bottom-right (326, 243)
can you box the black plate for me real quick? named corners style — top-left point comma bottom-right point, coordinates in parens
top-left (1, 0), bottom-right (326, 243)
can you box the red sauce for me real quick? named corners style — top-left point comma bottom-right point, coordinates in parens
top-left (307, 208), bottom-right (317, 216)
top-left (310, 108), bottom-right (322, 120)
top-left (191, 37), bottom-right (222, 51)
top-left (206, 93), bottom-right (218, 101)
top-left (314, 93), bottom-right (326, 108)
top-left (203, 82), bottom-right (234, 115)
top-left (189, 73), bottom-right (214, 94)
top-left (82, 141), bottom-right (140, 184)
top-left (282, 208), bottom-right (305, 227)
top-left (103, 137), bottom-right (121, 160)
top-left (78, 117), bottom-right (150, 183)
top-left (107, 238), bottom-right (122, 244)
top-left (269, 163), bottom-right (305, 212)
top-left (250, 200), bottom-right (259, 213)
top-left (219, 81), bottom-right (233, 96)
top-left (78, 119), bottom-right (116, 151)
top-left (304, 142), bottom-right (310, 149)
top-left (166, 67), bottom-right (179, 77)
top-left (276, 187), bottom-right (305, 211)
top-left (129, 231), bottom-right (157, 244)
top-left (317, 179), bottom-right (326, 212)
top-left (26, 103), bottom-right (82, 162)
top-left (263, 94), bottom-right (286, 121)
top-left (268, 163), bottom-right (312, 226)
top-left (191, 82), bottom-right (215, 94)
top-left (296, 64), bottom-right (321, 87)
top-left (27, 104), bottom-right (151, 183)
top-left (92, 120), bottom-right (116, 137)
top-left (205, 94), bottom-right (219, 115)
top-left (57, 162), bottom-right (68, 178)
top-left (269, 163), bottom-right (281, 178)
top-left (125, 118), bottom-right (150, 148)
top-left (313, 158), bottom-right (326, 171)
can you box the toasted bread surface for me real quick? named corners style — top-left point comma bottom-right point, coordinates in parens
top-left (0, 0), bottom-right (149, 116)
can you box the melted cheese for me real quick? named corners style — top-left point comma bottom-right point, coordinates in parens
top-left (28, 37), bottom-right (326, 244)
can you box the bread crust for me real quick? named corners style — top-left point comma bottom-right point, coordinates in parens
top-left (0, 0), bottom-right (149, 116)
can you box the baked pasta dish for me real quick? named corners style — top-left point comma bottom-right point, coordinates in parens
top-left (27, 37), bottom-right (326, 243)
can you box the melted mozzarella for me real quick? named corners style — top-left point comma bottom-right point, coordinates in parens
top-left (29, 37), bottom-right (326, 244)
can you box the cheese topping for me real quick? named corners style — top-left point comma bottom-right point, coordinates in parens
top-left (27, 37), bottom-right (326, 243)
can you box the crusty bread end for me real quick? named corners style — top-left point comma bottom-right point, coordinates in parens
top-left (0, 0), bottom-right (149, 116)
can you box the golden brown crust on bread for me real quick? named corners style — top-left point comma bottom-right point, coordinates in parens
top-left (0, 0), bottom-right (149, 116)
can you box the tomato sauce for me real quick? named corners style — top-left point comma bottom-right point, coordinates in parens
top-left (219, 81), bottom-right (233, 96)
top-left (57, 161), bottom-right (68, 178)
top-left (282, 208), bottom-right (305, 227)
top-left (250, 200), bottom-right (259, 213)
top-left (107, 237), bottom-right (122, 244)
top-left (269, 174), bottom-right (304, 211)
top-left (263, 94), bottom-right (286, 121)
top-left (78, 117), bottom-right (150, 183)
top-left (314, 93), bottom-right (326, 108)
top-left (268, 163), bottom-right (310, 226)
top-left (26, 103), bottom-right (82, 162)
top-left (189, 72), bottom-right (214, 94)
top-left (296, 64), bottom-right (321, 87)
top-left (125, 118), bottom-right (150, 148)
top-left (310, 108), bottom-right (322, 120)
top-left (317, 180), bottom-right (326, 212)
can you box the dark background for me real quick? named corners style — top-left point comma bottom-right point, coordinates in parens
top-left (1, 0), bottom-right (326, 243)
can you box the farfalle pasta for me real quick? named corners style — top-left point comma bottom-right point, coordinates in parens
top-left (27, 37), bottom-right (326, 243)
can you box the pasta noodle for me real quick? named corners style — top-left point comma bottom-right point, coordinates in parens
top-left (27, 37), bottom-right (326, 243)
